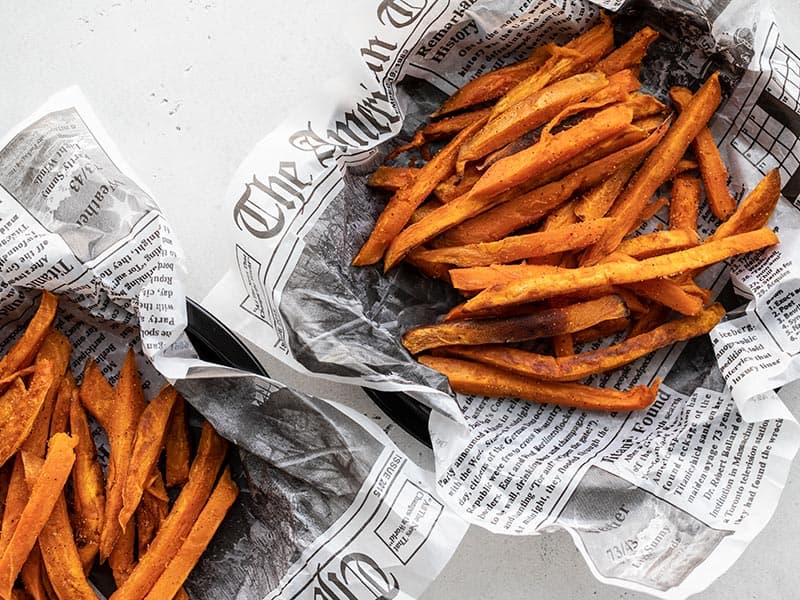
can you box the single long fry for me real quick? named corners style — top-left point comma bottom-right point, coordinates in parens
top-left (144, 467), bottom-right (238, 600)
top-left (49, 372), bottom-right (75, 437)
top-left (574, 158), bottom-right (640, 221)
top-left (616, 228), bottom-right (700, 259)
top-left (458, 71), bottom-right (610, 164)
top-left (403, 295), bottom-right (628, 354)
top-left (582, 72), bottom-right (722, 265)
top-left (420, 355), bottom-right (659, 410)
top-left (109, 517), bottom-right (136, 586)
top-left (119, 385), bottom-right (179, 535)
top-left (354, 117), bottom-right (487, 266)
top-left (708, 169), bottom-right (780, 241)
top-left (78, 359), bottom-right (115, 432)
top-left (0, 292), bottom-right (58, 385)
top-left (669, 173), bottom-right (701, 232)
top-left (0, 457), bottom-right (25, 558)
top-left (416, 218), bottom-right (613, 267)
top-left (596, 26), bottom-right (660, 75)
top-left (463, 228), bottom-right (778, 313)
top-left (0, 360), bottom-right (54, 468)
top-left (625, 279), bottom-right (703, 315)
top-left (367, 166), bottom-right (418, 192)
top-left (20, 454), bottom-right (95, 600)
top-left (110, 422), bottom-right (228, 600)
top-left (69, 394), bottom-right (105, 574)
top-left (439, 122), bottom-right (668, 246)
top-left (424, 107), bottom-right (493, 140)
top-left (166, 397), bottom-right (191, 488)
top-left (442, 304), bottom-right (725, 382)
top-left (0, 433), bottom-right (76, 599)
top-left (572, 316), bottom-right (631, 344)
top-left (100, 350), bottom-right (147, 561)
top-left (625, 196), bottom-right (669, 235)
top-left (670, 85), bottom-right (736, 220)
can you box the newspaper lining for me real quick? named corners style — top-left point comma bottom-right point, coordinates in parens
top-left (202, 0), bottom-right (800, 597)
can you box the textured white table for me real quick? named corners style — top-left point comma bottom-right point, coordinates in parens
top-left (1, 2), bottom-right (798, 598)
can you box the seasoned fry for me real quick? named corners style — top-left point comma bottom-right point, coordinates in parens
top-left (143, 467), bottom-right (238, 600)
top-left (416, 218), bottom-right (613, 267)
top-left (166, 397), bottom-right (191, 488)
top-left (574, 158), bottom-right (640, 221)
top-left (403, 295), bottom-right (628, 354)
top-left (49, 372), bottom-right (75, 437)
top-left (137, 472), bottom-right (169, 556)
top-left (19, 549), bottom-right (48, 600)
top-left (423, 107), bottom-right (493, 140)
top-left (367, 166), bottom-right (418, 191)
top-left (572, 316), bottom-right (631, 344)
top-left (708, 169), bottom-right (780, 241)
top-left (0, 457), bottom-right (25, 556)
top-left (624, 279), bottom-right (703, 315)
top-left (441, 304), bottom-right (725, 382)
top-left (110, 422), bottom-right (228, 600)
top-left (0, 360), bottom-right (54, 468)
top-left (450, 264), bottom-right (561, 292)
top-left (354, 117), bottom-right (487, 266)
top-left (433, 168), bottom-right (481, 203)
top-left (595, 26), bottom-right (660, 75)
top-left (463, 228), bottom-right (778, 313)
top-left (671, 158), bottom-right (698, 176)
top-left (670, 85), bottom-right (736, 220)
top-left (119, 385), bottom-right (179, 536)
top-left (109, 517), bottom-right (136, 586)
top-left (625, 196), bottom-right (669, 235)
top-left (0, 433), bottom-right (76, 599)
top-left (582, 72), bottom-right (722, 265)
top-left (0, 292), bottom-right (58, 387)
top-left (78, 359), bottom-right (115, 432)
top-left (669, 173), bottom-right (701, 232)
top-left (616, 228), bottom-right (700, 259)
top-left (420, 355), bottom-right (660, 410)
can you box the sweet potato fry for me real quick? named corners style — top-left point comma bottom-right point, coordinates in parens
top-left (450, 264), bottom-right (562, 292)
top-left (492, 17), bottom-right (614, 117)
top-left (463, 228), bottom-right (777, 313)
top-left (110, 422), bottom-right (228, 600)
top-left (458, 71), bottom-right (610, 164)
top-left (669, 173), bottom-right (701, 232)
top-left (574, 158), bottom-right (640, 221)
top-left (166, 397), bottom-right (191, 488)
top-left (0, 457), bottom-right (25, 556)
top-left (137, 472), bottom-right (169, 556)
top-left (415, 218), bottom-right (613, 267)
top-left (119, 385), bottom-right (178, 536)
top-left (708, 169), bottom-right (780, 241)
top-left (0, 292), bottom-right (58, 387)
top-left (671, 158), bottom-right (698, 176)
top-left (143, 467), bottom-right (238, 600)
top-left (442, 304), bottom-right (724, 382)
top-left (49, 372), bottom-right (75, 437)
top-left (582, 72), bottom-right (722, 265)
top-left (0, 466), bottom-right (9, 524)
top-left (624, 196), bottom-right (669, 235)
top-left (670, 85), bottom-right (736, 220)
top-left (616, 228), bottom-right (700, 259)
top-left (109, 517), bottom-right (135, 586)
top-left (20, 453), bottom-right (95, 600)
top-left (0, 433), bottom-right (76, 599)
top-left (438, 122), bottom-right (668, 246)
top-left (403, 295), bottom-right (628, 354)
top-left (624, 279), bottom-right (703, 315)
top-left (406, 248), bottom-right (453, 281)
top-left (596, 26), bottom-right (660, 75)
top-left (99, 350), bottom-right (147, 562)
top-left (367, 166), bottom-right (418, 192)
top-left (69, 394), bottom-right (105, 574)
top-left (572, 317), bottom-right (631, 344)
top-left (78, 359), bottom-right (114, 432)
top-left (354, 117), bottom-right (487, 266)
top-left (420, 355), bottom-right (659, 410)
top-left (19, 549), bottom-right (48, 600)
top-left (423, 107), bottom-right (493, 140)
top-left (0, 360), bottom-right (54, 468)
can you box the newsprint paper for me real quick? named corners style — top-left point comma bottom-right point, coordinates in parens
top-left (0, 88), bottom-right (468, 599)
top-left (203, 0), bottom-right (800, 597)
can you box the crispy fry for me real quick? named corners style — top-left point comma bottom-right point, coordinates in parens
top-left (109, 517), bottom-right (135, 586)
top-left (420, 355), bottom-right (659, 410)
top-left (137, 472), bottom-right (169, 556)
top-left (625, 196), bottom-right (669, 235)
top-left (99, 350), bottom-right (147, 562)
top-left (416, 218), bottom-right (613, 267)
top-left (708, 169), bottom-right (780, 241)
top-left (439, 122), bottom-right (668, 246)
top-left (143, 467), bottom-right (238, 600)
top-left (78, 359), bottom-right (114, 432)
top-left (367, 166), bottom-right (418, 192)
top-left (670, 85), bottom-right (736, 220)
top-left (0, 433), bottom-right (76, 599)
top-left (354, 117), bottom-right (488, 266)
top-left (442, 304), bottom-right (724, 382)
top-left (0, 466), bottom-right (9, 525)
top-left (20, 454), bottom-right (95, 600)
top-left (19, 549), bottom-right (47, 600)
top-left (119, 385), bottom-right (179, 535)
top-left (49, 372), bottom-right (75, 438)
top-left (403, 295), bottom-right (628, 354)
top-left (450, 264), bottom-right (562, 292)
top-left (552, 333), bottom-right (575, 357)
top-left (0, 360), bottom-right (54, 469)
top-left (574, 158), bottom-right (640, 221)
top-left (0, 457), bottom-right (26, 558)
top-left (582, 72), bottom-right (722, 265)
top-left (625, 279), bottom-right (703, 315)
top-left (596, 26), bottom-right (660, 75)
top-left (406, 248), bottom-right (453, 281)
top-left (671, 158), bottom-right (698, 176)
top-left (423, 107), bottom-right (493, 140)
top-left (572, 316), bottom-right (631, 344)
top-left (433, 168), bottom-right (481, 203)
top-left (166, 397), bottom-right (191, 488)
top-left (541, 198), bottom-right (579, 231)
top-left (669, 173), bottom-right (701, 232)
top-left (492, 17), bottom-right (614, 117)
top-left (616, 228), bottom-right (700, 259)
top-left (69, 394), bottom-right (105, 574)
top-left (384, 130), bottom-right (425, 161)
top-left (110, 422), bottom-right (228, 600)
top-left (0, 292), bottom-right (58, 387)
top-left (463, 228), bottom-right (777, 313)
top-left (458, 71), bottom-right (610, 164)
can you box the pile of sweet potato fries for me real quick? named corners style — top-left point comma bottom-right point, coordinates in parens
top-left (355, 16), bottom-right (781, 411)
top-left (0, 291), bottom-right (236, 599)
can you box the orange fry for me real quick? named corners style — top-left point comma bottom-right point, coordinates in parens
top-left (442, 304), bottom-right (725, 382)
top-left (144, 467), bottom-right (238, 600)
top-left (582, 72), bottom-right (722, 265)
top-left (669, 173), bottom-right (701, 232)
top-left (574, 157), bottom-right (640, 221)
top-left (0, 360), bottom-right (54, 468)
top-left (708, 169), bottom-right (780, 241)
top-left (423, 107), bottom-right (493, 140)
top-left (403, 295), bottom-right (628, 354)
top-left (166, 397), bottom-right (192, 488)
top-left (616, 228), bottom-right (700, 259)
top-left (596, 26), bottom-right (660, 75)
top-left (625, 196), bottom-right (669, 235)
top-left (109, 517), bottom-right (136, 586)
top-left (450, 264), bottom-right (561, 292)
top-left (367, 166), bottom-right (418, 192)
top-left (420, 355), bottom-right (659, 411)
top-left (670, 85), bottom-right (736, 220)
top-left (137, 472), bottom-right (169, 556)
top-left (463, 228), bottom-right (778, 313)
top-left (49, 372), bottom-right (75, 437)
top-left (0, 292), bottom-right (58, 386)
top-left (625, 279), bottom-right (703, 315)
top-left (78, 359), bottom-right (115, 432)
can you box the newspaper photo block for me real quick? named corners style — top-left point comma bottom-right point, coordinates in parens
top-left (204, 0), bottom-right (800, 597)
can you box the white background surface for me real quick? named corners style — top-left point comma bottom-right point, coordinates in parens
top-left (2, 2), bottom-right (799, 598)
